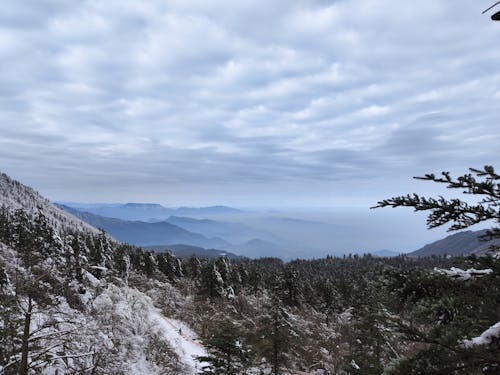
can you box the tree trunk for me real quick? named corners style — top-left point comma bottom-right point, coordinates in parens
top-left (18, 296), bottom-right (32, 375)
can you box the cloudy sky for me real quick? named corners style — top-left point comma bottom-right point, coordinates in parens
top-left (1, 0), bottom-right (499, 208)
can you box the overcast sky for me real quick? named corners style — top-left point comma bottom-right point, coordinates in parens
top-left (1, 0), bottom-right (499, 208)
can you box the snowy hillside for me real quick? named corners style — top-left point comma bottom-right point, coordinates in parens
top-left (0, 172), bottom-right (99, 235)
top-left (0, 172), bottom-right (206, 374)
top-left (1, 171), bottom-right (499, 374)
top-left (0, 240), bottom-right (205, 374)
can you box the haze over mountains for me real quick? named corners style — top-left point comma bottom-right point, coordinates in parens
top-left (58, 202), bottom-right (243, 221)
top-left (55, 200), bottom-right (498, 260)
top-left (57, 203), bottom-right (287, 258)
top-left (2, 169), bottom-right (497, 260)
top-left (57, 204), bottom-right (233, 249)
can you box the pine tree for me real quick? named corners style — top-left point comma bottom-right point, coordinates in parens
top-left (258, 298), bottom-right (296, 374)
top-left (197, 319), bottom-right (252, 375)
top-left (0, 206), bottom-right (11, 244)
top-left (373, 165), bottom-right (499, 247)
top-left (375, 166), bottom-right (500, 374)
top-left (280, 264), bottom-right (303, 307)
top-left (199, 263), bottom-right (226, 299)
top-left (157, 251), bottom-right (183, 282)
top-left (185, 255), bottom-right (202, 279)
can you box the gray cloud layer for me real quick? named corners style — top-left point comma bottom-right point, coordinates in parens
top-left (1, 0), bottom-right (499, 206)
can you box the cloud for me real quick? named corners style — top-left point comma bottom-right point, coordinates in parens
top-left (0, 0), bottom-right (499, 205)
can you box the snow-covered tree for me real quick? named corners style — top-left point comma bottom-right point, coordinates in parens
top-left (375, 166), bottom-right (500, 374)
top-left (197, 319), bottom-right (252, 375)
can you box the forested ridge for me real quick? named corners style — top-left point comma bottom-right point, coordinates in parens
top-left (1, 168), bottom-right (499, 374)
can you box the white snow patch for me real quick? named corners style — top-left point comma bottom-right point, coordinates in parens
top-left (89, 265), bottom-right (108, 272)
top-left (460, 321), bottom-right (500, 348)
top-left (434, 267), bottom-right (493, 281)
top-left (84, 270), bottom-right (100, 286)
top-left (150, 311), bottom-right (208, 373)
top-left (350, 359), bottom-right (360, 370)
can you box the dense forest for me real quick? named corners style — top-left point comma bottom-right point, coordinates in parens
top-left (1, 167), bottom-right (499, 374)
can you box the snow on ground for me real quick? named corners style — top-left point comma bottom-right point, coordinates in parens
top-left (91, 283), bottom-right (207, 374)
top-left (151, 311), bottom-right (207, 374)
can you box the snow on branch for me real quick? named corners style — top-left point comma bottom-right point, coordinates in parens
top-left (433, 267), bottom-right (493, 281)
top-left (460, 322), bottom-right (500, 348)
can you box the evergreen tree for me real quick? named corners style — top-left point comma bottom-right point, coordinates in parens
top-left (32, 211), bottom-right (58, 259)
top-left (0, 205), bottom-right (11, 244)
top-left (316, 279), bottom-right (341, 325)
top-left (12, 209), bottom-right (33, 255)
top-left (143, 251), bottom-right (157, 277)
top-left (280, 264), bottom-right (303, 306)
top-left (197, 319), bottom-right (252, 375)
top-left (258, 298), bottom-right (296, 374)
top-left (215, 257), bottom-right (231, 283)
top-left (0, 262), bottom-right (22, 373)
top-left (113, 244), bottom-right (131, 280)
top-left (344, 297), bottom-right (393, 374)
top-left (373, 165), bottom-right (499, 246)
top-left (375, 166), bottom-right (500, 374)
top-left (184, 255), bottom-right (202, 279)
top-left (199, 263), bottom-right (226, 299)
top-left (157, 251), bottom-right (183, 282)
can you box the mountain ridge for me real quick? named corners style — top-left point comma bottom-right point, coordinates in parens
top-left (409, 229), bottom-right (500, 257)
top-left (56, 204), bottom-right (234, 249)
top-left (0, 173), bottom-right (99, 235)
top-left (58, 202), bottom-right (243, 221)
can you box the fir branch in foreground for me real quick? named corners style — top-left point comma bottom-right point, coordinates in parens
top-left (372, 166), bottom-right (499, 238)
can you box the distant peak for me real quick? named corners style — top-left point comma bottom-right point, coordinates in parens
top-left (123, 203), bottom-right (165, 209)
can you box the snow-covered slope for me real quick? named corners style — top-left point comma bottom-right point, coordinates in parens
top-left (0, 172), bottom-right (99, 235)
top-left (0, 172), bottom-right (206, 374)
top-left (0, 240), bottom-right (204, 375)
top-left (151, 312), bottom-right (208, 372)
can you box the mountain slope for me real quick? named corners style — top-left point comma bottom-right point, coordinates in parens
top-left (409, 230), bottom-right (500, 257)
top-left (0, 172), bottom-right (208, 374)
top-left (0, 173), bottom-right (99, 234)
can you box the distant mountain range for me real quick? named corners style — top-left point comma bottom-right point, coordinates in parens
top-left (57, 204), bottom-right (234, 249)
top-left (409, 230), bottom-right (500, 257)
top-left (56, 202), bottom-right (500, 260)
top-left (56, 204), bottom-right (287, 258)
top-left (162, 216), bottom-right (266, 245)
top-left (57, 202), bottom-right (243, 221)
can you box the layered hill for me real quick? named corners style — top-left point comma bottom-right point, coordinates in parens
top-left (57, 204), bottom-right (233, 249)
top-left (409, 229), bottom-right (500, 257)
top-left (164, 215), bottom-right (264, 244)
top-left (59, 201), bottom-right (243, 221)
top-left (57, 205), bottom-right (291, 258)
